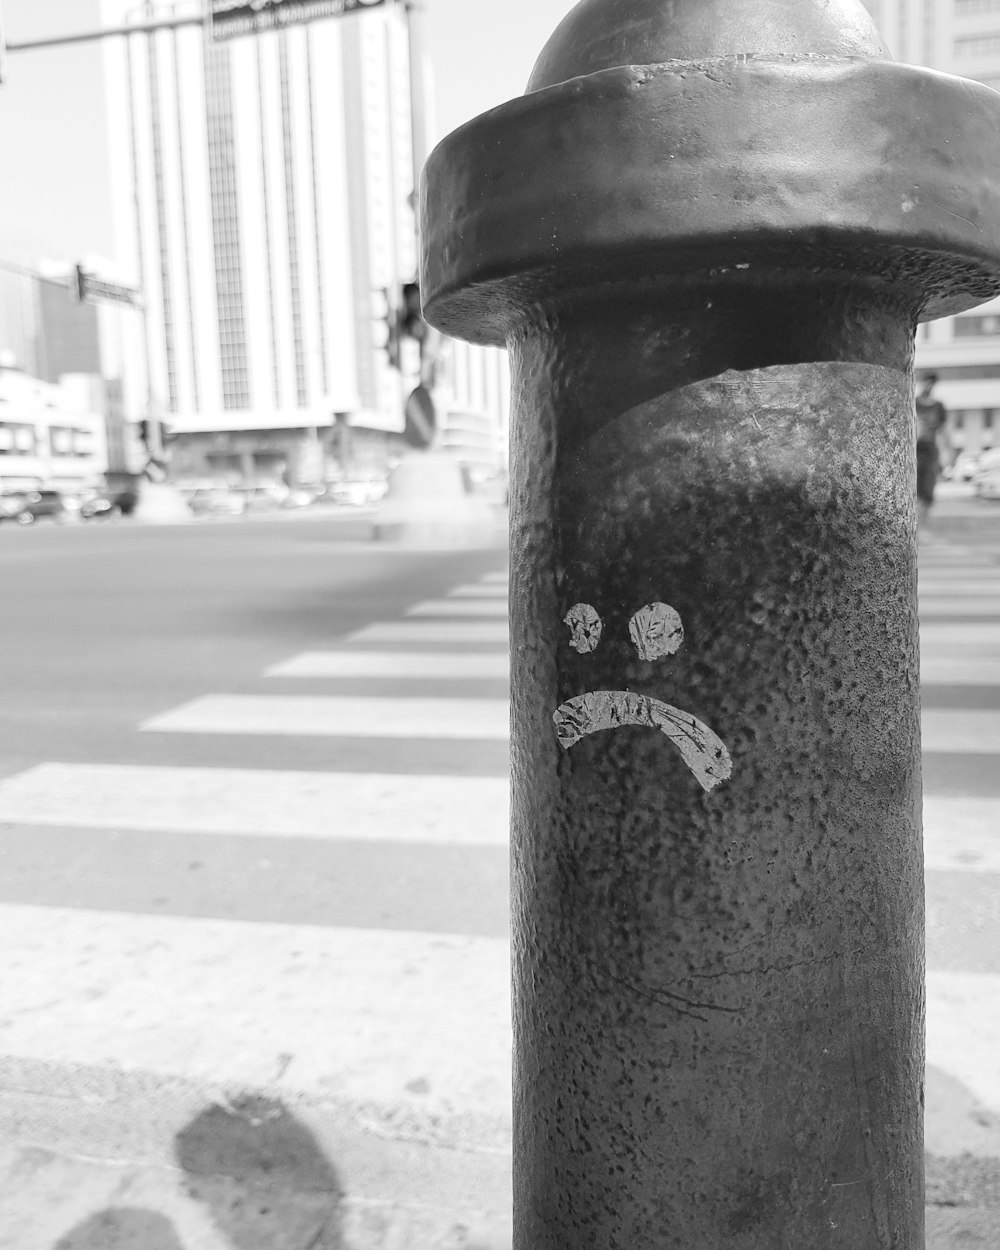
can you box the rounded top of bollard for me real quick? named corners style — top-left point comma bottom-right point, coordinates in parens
top-left (420, 9), bottom-right (1000, 346)
top-left (528, 0), bottom-right (889, 91)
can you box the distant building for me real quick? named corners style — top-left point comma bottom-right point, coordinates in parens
top-left (0, 365), bottom-right (109, 495)
top-left (0, 268), bottom-right (102, 385)
top-left (0, 266), bottom-right (139, 485)
top-left (863, 0), bottom-right (1000, 456)
top-left (99, 0), bottom-right (508, 485)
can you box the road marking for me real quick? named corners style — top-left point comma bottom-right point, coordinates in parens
top-left (924, 797), bottom-right (1000, 872)
top-left (266, 651), bottom-right (510, 679)
top-left (406, 599), bottom-right (509, 618)
top-left (479, 572), bottom-right (508, 585)
top-left (920, 580), bottom-right (1000, 595)
top-left (920, 624), bottom-right (1000, 650)
top-left (447, 584), bottom-right (509, 599)
top-left (141, 695), bottom-right (510, 740)
top-left (921, 658), bottom-right (1000, 686)
top-left (0, 904), bottom-right (511, 1133)
top-left (348, 622), bottom-right (509, 645)
top-left (919, 597), bottom-right (1000, 618)
top-left (927, 971), bottom-right (1000, 1113)
top-left (922, 710), bottom-right (1000, 753)
top-left (0, 763), bottom-right (510, 845)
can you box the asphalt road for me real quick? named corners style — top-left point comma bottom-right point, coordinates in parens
top-left (1, 496), bottom-right (999, 1249)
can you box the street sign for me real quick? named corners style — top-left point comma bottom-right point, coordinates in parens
top-left (209, 0), bottom-right (390, 41)
top-left (403, 384), bottom-right (436, 450)
top-left (73, 266), bottom-right (144, 309)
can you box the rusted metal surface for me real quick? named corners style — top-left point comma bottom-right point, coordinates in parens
top-left (421, 0), bottom-right (1000, 1244)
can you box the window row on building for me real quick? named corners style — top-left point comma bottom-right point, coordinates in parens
top-left (0, 423), bottom-right (98, 458)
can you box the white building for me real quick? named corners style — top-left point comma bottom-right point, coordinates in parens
top-left (864, 0), bottom-right (1000, 455)
top-left (100, 0), bottom-right (508, 483)
top-left (0, 366), bottom-right (109, 496)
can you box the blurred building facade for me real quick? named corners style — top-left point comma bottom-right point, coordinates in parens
top-left (0, 365), bottom-right (109, 496)
top-left (863, 0), bottom-right (1000, 456)
top-left (0, 266), bottom-right (140, 488)
top-left (100, 0), bottom-right (508, 487)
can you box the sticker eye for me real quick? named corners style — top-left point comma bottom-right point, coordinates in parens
top-left (629, 603), bottom-right (684, 660)
top-left (564, 603), bottom-right (603, 654)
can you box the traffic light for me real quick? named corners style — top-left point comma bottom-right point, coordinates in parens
top-left (377, 288), bottom-right (401, 369)
top-left (400, 281), bottom-right (425, 342)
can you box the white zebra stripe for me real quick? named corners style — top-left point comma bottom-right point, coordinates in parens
top-left (0, 904), bottom-right (511, 1135)
top-left (919, 597), bottom-right (1000, 618)
top-left (348, 622), bottom-right (509, 645)
top-left (919, 624), bottom-right (1000, 650)
top-left (0, 763), bottom-right (509, 845)
top-left (922, 710), bottom-right (1000, 754)
top-left (919, 581), bottom-right (1000, 595)
top-left (921, 658), bottom-right (1000, 686)
top-left (0, 761), bottom-right (990, 871)
top-left (447, 584), bottom-right (509, 599)
top-left (406, 599), bottom-right (509, 618)
top-left (140, 695), bottom-right (510, 740)
top-left (266, 651), bottom-right (510, 679)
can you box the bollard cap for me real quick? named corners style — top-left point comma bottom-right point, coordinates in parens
top-left (528, 0), bottom-right (889, 92)
top-left (421, 0), bottom-right (1000, 346)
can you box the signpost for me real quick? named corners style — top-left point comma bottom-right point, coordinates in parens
top-left (208, 0), bottom-right (390, 41)
top-left (72, 265), bottom-right (144, 310)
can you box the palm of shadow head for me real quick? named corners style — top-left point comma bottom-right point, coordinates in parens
top-left (175, 1095), bottom-right (346, 1249)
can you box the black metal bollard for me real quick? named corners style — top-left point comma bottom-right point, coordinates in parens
top-left (421, 0), bottom-right (1000, 1244)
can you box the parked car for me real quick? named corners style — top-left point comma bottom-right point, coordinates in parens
top-left (281, 487), bottom-right (319, 509)
top-left (231, 483), bottom-right (285, 512)
top-left (975, 465), bottom-right (1000, 500)
top-left (949, 450), bottom-right (982, 481)
top-left (185, 486), bottom-right (247, 516)
top-left (80, 489), bottom-right (138, 520)
top-left (325, 477), bottom-right (389, 507)
top-left (0, 489), bottom-right (66, 525)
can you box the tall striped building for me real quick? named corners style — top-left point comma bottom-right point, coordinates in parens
top-left (863, 0), bottom-right (1000, 457)
top-left (100, 0), bottom-right (508, 482)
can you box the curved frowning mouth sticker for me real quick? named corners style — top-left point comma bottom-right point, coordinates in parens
top-left (553, 601), bottom-right (733, 794)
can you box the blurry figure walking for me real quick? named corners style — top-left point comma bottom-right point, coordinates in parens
top-left (916, 373), bottom-right (949, 528)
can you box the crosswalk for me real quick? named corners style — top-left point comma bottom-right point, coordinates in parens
top-left (1, 542), bottom-right (999, 1243)
top-left (918, 540), bottom-right (1000, 1153)
top-left (0, 561), bottom-right (515, 1246)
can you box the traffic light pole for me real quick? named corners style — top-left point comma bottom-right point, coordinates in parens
top-left (422, 0), bottom-right (1000, 1243)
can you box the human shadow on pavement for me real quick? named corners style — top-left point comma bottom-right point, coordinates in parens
top-left (52, 1207), bottom-right (186, 1249)
top-left (174, 1094), bottom-right (347, 1249)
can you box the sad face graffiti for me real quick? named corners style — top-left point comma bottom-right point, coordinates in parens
top-left (553, 601), bottom-right (733, 793)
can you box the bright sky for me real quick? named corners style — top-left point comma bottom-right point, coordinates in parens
top-left (0, 0), bottom-right (573, 265)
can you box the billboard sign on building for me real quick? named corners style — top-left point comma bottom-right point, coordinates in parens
top-left (209, 0), bottom-right (390, 41)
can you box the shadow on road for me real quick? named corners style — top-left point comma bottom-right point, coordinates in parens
top-left (52, 1208), bottom-right (186, 1249)
top-left (174, 1094), bottom-right (347, 1249)
top-left (50, 1095), bottom-right (348, 1250)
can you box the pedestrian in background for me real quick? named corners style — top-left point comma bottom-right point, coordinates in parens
top-left (915, 373), bottom-right (949, 529)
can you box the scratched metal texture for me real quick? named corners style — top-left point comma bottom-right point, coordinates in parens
top-left (508, 314), bottom-right (923, 1247)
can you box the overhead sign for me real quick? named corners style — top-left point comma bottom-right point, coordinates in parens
top-left (73, 266), bottom-right (144, 309)
top-left (209, 0), bottom-right (389, 40)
